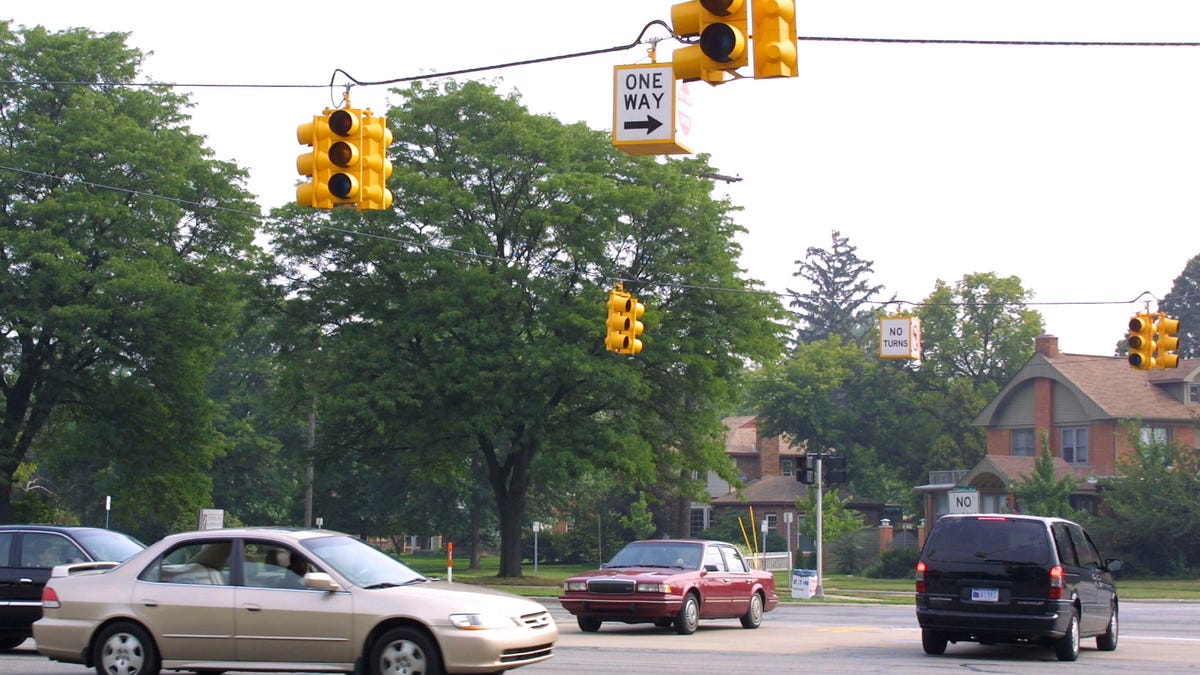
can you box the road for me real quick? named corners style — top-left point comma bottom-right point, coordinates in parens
top-left (1, 601), bottom-right (1197, 674)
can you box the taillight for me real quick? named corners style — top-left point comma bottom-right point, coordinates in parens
top-left (915, 560), bottom-right (926, 594)
top-left (41, 586), bottom-right (61, 609)
top-left (1048, 565), bottom-right (1064, 600)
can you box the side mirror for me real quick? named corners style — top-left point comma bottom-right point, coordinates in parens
top-left (703, 564), bottom-right (720, 573)
top-left (1104, 559), bottom-right (1124, 573)
top-left (303, 572), bottom-right (341, 592)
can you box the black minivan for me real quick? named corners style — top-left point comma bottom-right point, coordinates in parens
top-left (915, 514), bottom-right (1122, 662)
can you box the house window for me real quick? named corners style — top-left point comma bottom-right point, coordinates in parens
top-left (1061, 427), bottom-right (1089, 464)
top-left (1011, 428), bottom-right (1036, 456)
top-left (765, 513), bottom-right (778, 533)
top-left (1190, 383), bottom-right (1200, 404)
top-left (689, 508), bottom-right (708, 535)
top-left (1140, 426), bottom-right (1170, 446)
top-left (782, 459), bottom-right (794, 476)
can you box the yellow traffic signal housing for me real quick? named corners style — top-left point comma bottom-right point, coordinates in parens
top-left (627, 296), bottom-right (645, 355)
top-left (1156, 315), bottom-right (1181, 369)
top-left (606, 289), bottom-right (633, 353)
top-left (297, 107), bottom-right (361, 209)
top-left (751, 0), bottom-right (798, 79)
top-left (1127, 313), bottom-right (1156, 370)
top-left (671, 0), bottom-right (749, 85)
top-left (358, 112), bottom-right (394, 211)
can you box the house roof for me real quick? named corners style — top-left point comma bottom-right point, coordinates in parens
top-left (961, 455), bottom-right (1098, 493)
top-left (974, 350), bottom-right (1200, 426)
top-left (711, 475), bottom-right (807, 505)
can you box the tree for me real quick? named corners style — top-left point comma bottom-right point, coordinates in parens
top-left (1093, 431), bottom-right (1200, 575)
top-left (0, 24), bottom-right (259, 534)
top-left (266, 80), bottom-right (784, 576)
top-left (1009, 439), bottom-right (1079, 519)
top-left (1159, 254), bottom-right (1200, 358)
top-left (787, 230), bottom-right (887, 347)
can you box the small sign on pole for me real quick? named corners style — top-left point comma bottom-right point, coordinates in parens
top-left (612, 64), bottom-right (692, 156)
top-left (879, 315), bottom-right (922, 361)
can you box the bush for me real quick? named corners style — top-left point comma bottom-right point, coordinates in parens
top-left (866, 547), bottom-right (920, 578)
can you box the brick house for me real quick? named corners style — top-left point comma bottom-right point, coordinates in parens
top-left (917, 334), bottom-right (1200, 528)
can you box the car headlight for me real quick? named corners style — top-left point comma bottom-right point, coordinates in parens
top-left (563, 581), bottom-right (587, 592)
top-left (449, 613), bottom-right (522, 630)
top-left (637, 582), bottom-right (672, 593)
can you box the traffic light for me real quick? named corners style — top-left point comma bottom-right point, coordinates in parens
top-left (671, 0), bottom-right (750, 85)
top-left (296, 107), bottom-right (362, 209)
top-left (1127, 312), bottom-right (1156, 370)
top-left (825, 455), bottom-right (847, 484)
top-left (1156, 314), bottom-right (1181, 369)
top-left (751, 0), bottom-right (798, 79)
top-left (358, 111), bottom-right (394, 211)
top-left (796, 467), bottom-right (814, 484)
top-left (605, 286), bottom-right (646, 355)
top-left (627, 296), bottom-right (645, 355)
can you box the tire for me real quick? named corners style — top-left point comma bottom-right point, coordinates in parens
top-left (93, 621), bottom-right (161, 675)
top-left (921, 629), bottom-right (948, 655)
top-left (369, 626), bottom-right (442, 675)
top-left (674, 593), bottom-right (700, 635)
top-left (577, 616), bottom-right (602, 632)
top-left (1097, 604), bottom-right (1119, 652)
top-left (0, 635), bottom-right (27, 651)
top-left (1055, 609), bottom-right (1080, 662)
top-left (740, 592), bottom-right (764, 629)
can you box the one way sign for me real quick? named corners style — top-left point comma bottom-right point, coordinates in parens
top-left (612, 64), bottom-right (692, 156)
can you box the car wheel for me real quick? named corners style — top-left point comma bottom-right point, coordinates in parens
top-left (1097, 604), bottom-right (1119, 651)
top-left (0, 635), bottom-right (27, 651)
top-left (739, 592), bottom-right (764, 629)
top-left (921, 629), bottom-right (948, 655)
top-left (577, 616), bottom-right (602, 632)
top-left (93, 621), bottom-right (160, 675)
top-left (674, 593), bottom-right (700, 635)
top-left (370, 626), bottom-right (442, 675)
top-left (1055, 609), bottom-right (1080, 662)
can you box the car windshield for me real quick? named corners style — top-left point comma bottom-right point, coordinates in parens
top-left (302, 535), bottom-right (426, 587)
top-left (924, 518), bottom-right (1051, 565)
top-left (72, 530), bottom-right (145, 562)
top-left (604, 542), bottom-right (703, 569)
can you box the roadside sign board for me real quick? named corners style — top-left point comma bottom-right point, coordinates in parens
top-left (949, 488), bottom-right (980, 514)
top-left (612, 64), bottom-right (692, 156)
top-left (879, 316), bottom-right (922, 360)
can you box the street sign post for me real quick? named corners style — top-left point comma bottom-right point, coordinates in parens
top-left (612, 64), bottom-right (692, 155)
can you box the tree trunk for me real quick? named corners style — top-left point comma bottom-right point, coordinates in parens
top-left (481, 433), bottom-right (534, 578)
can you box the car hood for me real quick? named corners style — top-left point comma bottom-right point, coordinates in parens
top-left (366, 579), bottom-right (550, 615)
top-left (566, 567), bottom-right (692, 582)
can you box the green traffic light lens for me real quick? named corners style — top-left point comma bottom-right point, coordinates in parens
top-left (330, 173), bottom-right (354, 199)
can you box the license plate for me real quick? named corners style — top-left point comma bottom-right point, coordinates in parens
top-left (971, 587), bottom-right (999, 602)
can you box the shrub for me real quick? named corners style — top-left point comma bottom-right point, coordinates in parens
top-left (866, 547), bottom-right (921, 578)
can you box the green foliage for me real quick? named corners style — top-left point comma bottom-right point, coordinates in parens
top-left (1009, 441), bottom-right (1080, 519)
top-left (1093, 432), bottom-right (1200, 576)
top-left (866, 547), bottom-right (921, 579)
top-left (787, 229), bottom-right (889, 348)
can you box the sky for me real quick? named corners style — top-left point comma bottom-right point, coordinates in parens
top-left (9, 0), bottom-right (1200, 357)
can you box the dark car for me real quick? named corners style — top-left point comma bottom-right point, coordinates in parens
top-left (915, 513), bottom-right (1122, 661)
top-left (558, 539), bottom-right (779, 635)
top-left (0, 525), bottom-right (144, 649)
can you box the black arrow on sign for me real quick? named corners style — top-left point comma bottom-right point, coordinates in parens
top-left (623, 115), bottom-right (663, 135)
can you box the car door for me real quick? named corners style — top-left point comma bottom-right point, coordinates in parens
top-left (716, 544), bottom-right (754, 617)
top-left (1066, 523), bottom-right (1111, 634)
top-left (233, 539), bottom-right (355, 666)
top-left (10, 532), bottom-right (87, 630)
top-left (0, 532), bottom-right (20, 636)
top-left (135, 539), bottom-right (237, 662)
top-left (698, 543), bottom-right (733, 617)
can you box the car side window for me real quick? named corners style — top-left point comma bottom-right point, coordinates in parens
top-left (1051, 523), bottom-right (1079, 566)
top-left (703, 545), bottom-right (727, 572)
top-left (0, 533), bottom-right (14, 567)
top-left (719, 545), bottom-right (750, 573)
top-left (1067, 525), bottom-right (1101, 568)
top-left (141, 541), bottom-right (232, 585)
top-left (20, 533), bottom-right (85, 568)
top-left (243, 540), bottom-right (317, 589)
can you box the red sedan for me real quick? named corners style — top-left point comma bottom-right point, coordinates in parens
top-left (558, 539), bottom-right (779, 635)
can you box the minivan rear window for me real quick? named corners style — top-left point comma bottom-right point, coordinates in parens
top-left (924, 518), bottom-right (1051, 565)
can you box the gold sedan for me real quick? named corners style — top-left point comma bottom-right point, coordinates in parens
top-left (34, 527), bottom-right (556, 674)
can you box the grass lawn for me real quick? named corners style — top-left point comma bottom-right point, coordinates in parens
top-left (400, 553), bottom-right (1200, 602)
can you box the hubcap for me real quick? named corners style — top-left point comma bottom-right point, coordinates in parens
top-left (380, 639), bottom-right (427, 675)
top-left (101, 633), bottom-right (144, 675)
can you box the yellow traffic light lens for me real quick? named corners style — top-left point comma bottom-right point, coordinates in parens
top-left (329, 141), bottom-right (358, 168)
top-left (1128, 335), bottom-right (1145, 350)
